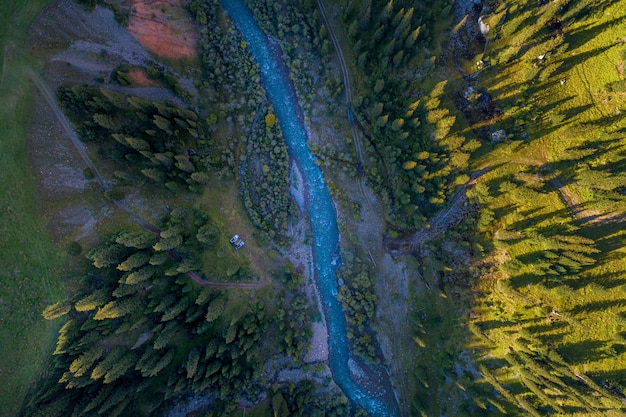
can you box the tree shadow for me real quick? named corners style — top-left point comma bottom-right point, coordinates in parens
top-left (507, 207), bottom-right (571, 232)
top-left (558, 339), bottom-right (607, 364)
top-left (569, 299), bottom-right (626, 315)
top-left (525, 319), bottom-right (569, 336)
top-left (554, 43), bottom-right (615, 76)
top-left (588, 368), bottom-right (626, 388)
top-left (565, 12), bottom-right (626, 53)
top-left (476, 319), bottom-right (517, 331)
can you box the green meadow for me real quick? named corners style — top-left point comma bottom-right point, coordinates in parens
top-left (0, 2), bottom-right (67, 416)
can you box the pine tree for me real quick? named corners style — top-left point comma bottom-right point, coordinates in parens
top-left (174, 155), bottom-right (195, 173)
top-left (87, 244), bottom-right (126, 268)
top-left (92, 114), bottom-right (119, 131)
top-left (380, 0), bottom-right (393, 23)
top-left (75, 289), bottom-right (110, 312)
top-left (348, 19), bottom-right (359, 39)
top-left (225, 323), bottom-right (237, 344)
top-left (153, 114), bottom-right (172, 133)
top-left (383, 38), bottom-right (396, 57)
top-left (149, 251), bottom-right (171, 266)
top-left (97, 385), bottom-right (128, 413)
top-left (141, 168), bottom-right (166, 182)
top-left (117, 252), bottom-right (150, 271)
top-left (153, 152), bottom-right (174, 169)
top-left (125, 265), bottom-right (157, 285)
top-left (196, 224), bottom-right (219, 247)
top-left (146, 349), bottom-right (175, 377)
top-left (391, 7), bottom-right (405, 27)
top-left (160, 297), bottom-right (190, 322)
top-left (185, 348), bottom-right (201, 379)
top-left (357, 0), bottom-right (371, 30)
top-left (94, 296), bottom-right (140, 320)
top-left (405, 26), bottom-right (421, 48)
top-left (205, 297), bottom-right (226, 323)
top-left (55, 319), bottom-right (80, 355)
top-left (69, 347), bottom-right (103, 378)
top-left (115, 232), bottom-right (156, 249)
top-left (176, 257), bottom-right (201, 274)
top-left (372, 25), bottom-right (386, 43)
top-left (91, 347), bottom-right (125, 380)
top-left (160, 225), bottom-right (183, 239)
top-left (154, 322), bottom-right (178, 349)
top-left (393, 50), bottom-right (404, 67)
top-left (394, 7), bottom-right (414, 38)
top-left (125, 136), bottom-right (151, 152)
top-left (153, 235), bottom-right (183, 251)
top-left (103, 351), bottom-right (137, 384)
top-left (42, 300), bottom-right (72, 320)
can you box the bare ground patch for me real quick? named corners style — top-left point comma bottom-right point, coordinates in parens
top-left (128, 0), bottom-right (199, 60)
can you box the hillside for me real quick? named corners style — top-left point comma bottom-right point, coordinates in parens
top-left (3, 0), bottom-right (626, 416)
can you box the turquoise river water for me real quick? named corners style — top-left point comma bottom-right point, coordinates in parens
top-left (217, 0), bottom-right (397, 415)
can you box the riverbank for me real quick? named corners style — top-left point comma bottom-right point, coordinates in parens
top-left (218, 0), bottom-right (398, 414)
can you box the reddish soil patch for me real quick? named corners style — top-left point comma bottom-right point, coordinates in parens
top-left (128, 0), bottom-right (199, 60)
top-left (127, 69), bottom-right (160, 86)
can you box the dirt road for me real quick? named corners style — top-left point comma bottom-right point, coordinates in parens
top-left (385, 167), bottom-right (491, 257)
top-left (316, 0), bottom-right (369, 196)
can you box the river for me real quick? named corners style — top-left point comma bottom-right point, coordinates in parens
top-left (217, 0), bottom-right (397, 415)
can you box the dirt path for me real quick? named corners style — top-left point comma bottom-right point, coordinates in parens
top-left (29, 69), bottom-right (110, 191)
top-left (385, 168), bottom-right (491, 257)
top-left (316, 0), bottom-right (369, 199)
top-left (30, 69), bottom-right (265, 290)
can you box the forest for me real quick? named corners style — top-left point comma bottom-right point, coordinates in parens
top-left (3, 0), bottom-right (626, 416)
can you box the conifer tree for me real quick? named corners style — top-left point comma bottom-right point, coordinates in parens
top-left (125, 136), bottom-right (151, 152)
top-left (196, 224), bottom-right (219, 247)
top-left (357, 0), bottom-right (371, 30)
top-left (91, 347), bottom-right (126, 381)
top-left (405, 26), bottom-right (421, 48)
top-left (87, 244), bottom-right (126, 268)
top-left (115, 232), bottom-right (156, 249)
top-left (153, 235), bottom-right (183, 251)
top-left (174, 155), bottom-right (195, 173)
top-left (380, 0), bottom-right (394, 23)
top-left (391, 7), bottom-right (405, 27)
top-left (141, 168), bottom-right (166, 182)
top-left (160, 297), bottom-right (190, 322)
top-left (117, 252), bottom-right (150, 272)
top-left (69, 347), bottom-right (103, 378)
top-left (125, 265), bottom-right (158, 285)
top-left (75, 289), bottom-right (110, 312)
top-left (146, 349), bottom-right (175, 377)
top-left (394, 7), bottom-right (414, 38)
top-left (94, 296), bottom-right (140, 320)
top-left (185, 348), bottom-right (201, 379)
top-left (205, 297), bottom-right (226, 323)
top-left (154, 322), bottom-right (178, 349)
top-left (149, 251), bottom-right (171, 266)
top-left (42, 300), bottom-right (72, 320)
top-left (54, 319), bottom-right (80, 355)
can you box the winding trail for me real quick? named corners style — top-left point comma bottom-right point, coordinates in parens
top-left (385, 167), bottom-right (491, 257)
top-left (29, 69), bottom-right (264, 290)
top-left (316, 0), bottom-right (368, 196)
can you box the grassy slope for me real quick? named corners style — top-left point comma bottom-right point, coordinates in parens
top-left (460, 0), bottom-right (626, 415)
top-left (0, 1), bottom-right (66, 416)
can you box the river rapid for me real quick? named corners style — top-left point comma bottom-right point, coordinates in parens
top-left (217, 0), bottom-right (397, 415)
